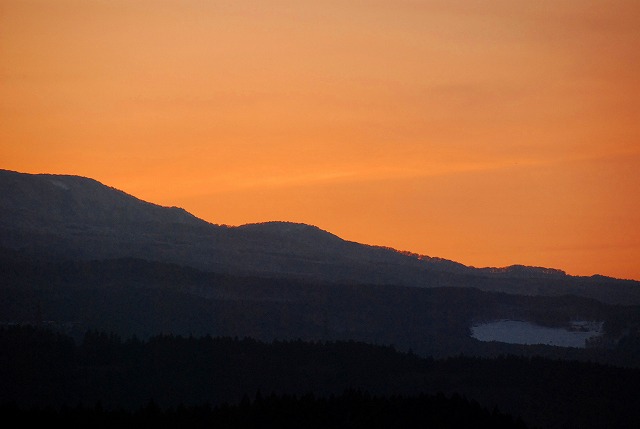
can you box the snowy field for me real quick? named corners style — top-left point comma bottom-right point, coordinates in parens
top-left (471, 320), bottom-right (603, 348)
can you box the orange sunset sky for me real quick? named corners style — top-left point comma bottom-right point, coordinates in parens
top-left (1, 1), bottom-right (639, 280)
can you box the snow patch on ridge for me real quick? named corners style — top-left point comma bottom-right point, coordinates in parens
top-left (50, 179), bottom-right (70, 190)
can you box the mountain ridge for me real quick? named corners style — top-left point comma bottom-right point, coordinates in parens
top-left (0, 168), bottom-right (556, 277)
top-left (2, 168), bottom-right (639, 304)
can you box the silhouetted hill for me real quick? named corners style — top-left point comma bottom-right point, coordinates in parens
top-left (0, 169), bottom-right (203, 229)
top-left (1, 169), bottom-right (640, 305)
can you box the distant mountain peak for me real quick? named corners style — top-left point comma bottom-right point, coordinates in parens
top-left (0, 169), bottom-right (206, 228)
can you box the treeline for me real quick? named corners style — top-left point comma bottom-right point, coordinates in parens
top-left (0, 391), bottom-right (527, 429)
top-left (1, 326), bottom-right (640, 428)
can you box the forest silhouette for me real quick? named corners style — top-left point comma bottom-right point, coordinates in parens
top-left (2, 325), bottom-right (639, 429)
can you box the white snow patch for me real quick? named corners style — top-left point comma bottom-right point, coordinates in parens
top-left (471, 320), bottom-right (603, 348)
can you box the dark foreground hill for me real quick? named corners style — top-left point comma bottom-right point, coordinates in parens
top-left (2, 326), bottom-right (639, 429)
top-left (1, 168), bottom-right (639, 305)
top-left (1, 392), bottom-right (529, 429)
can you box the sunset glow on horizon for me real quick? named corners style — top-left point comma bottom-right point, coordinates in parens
top-left (2, 1), bottom-right (639, 279)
